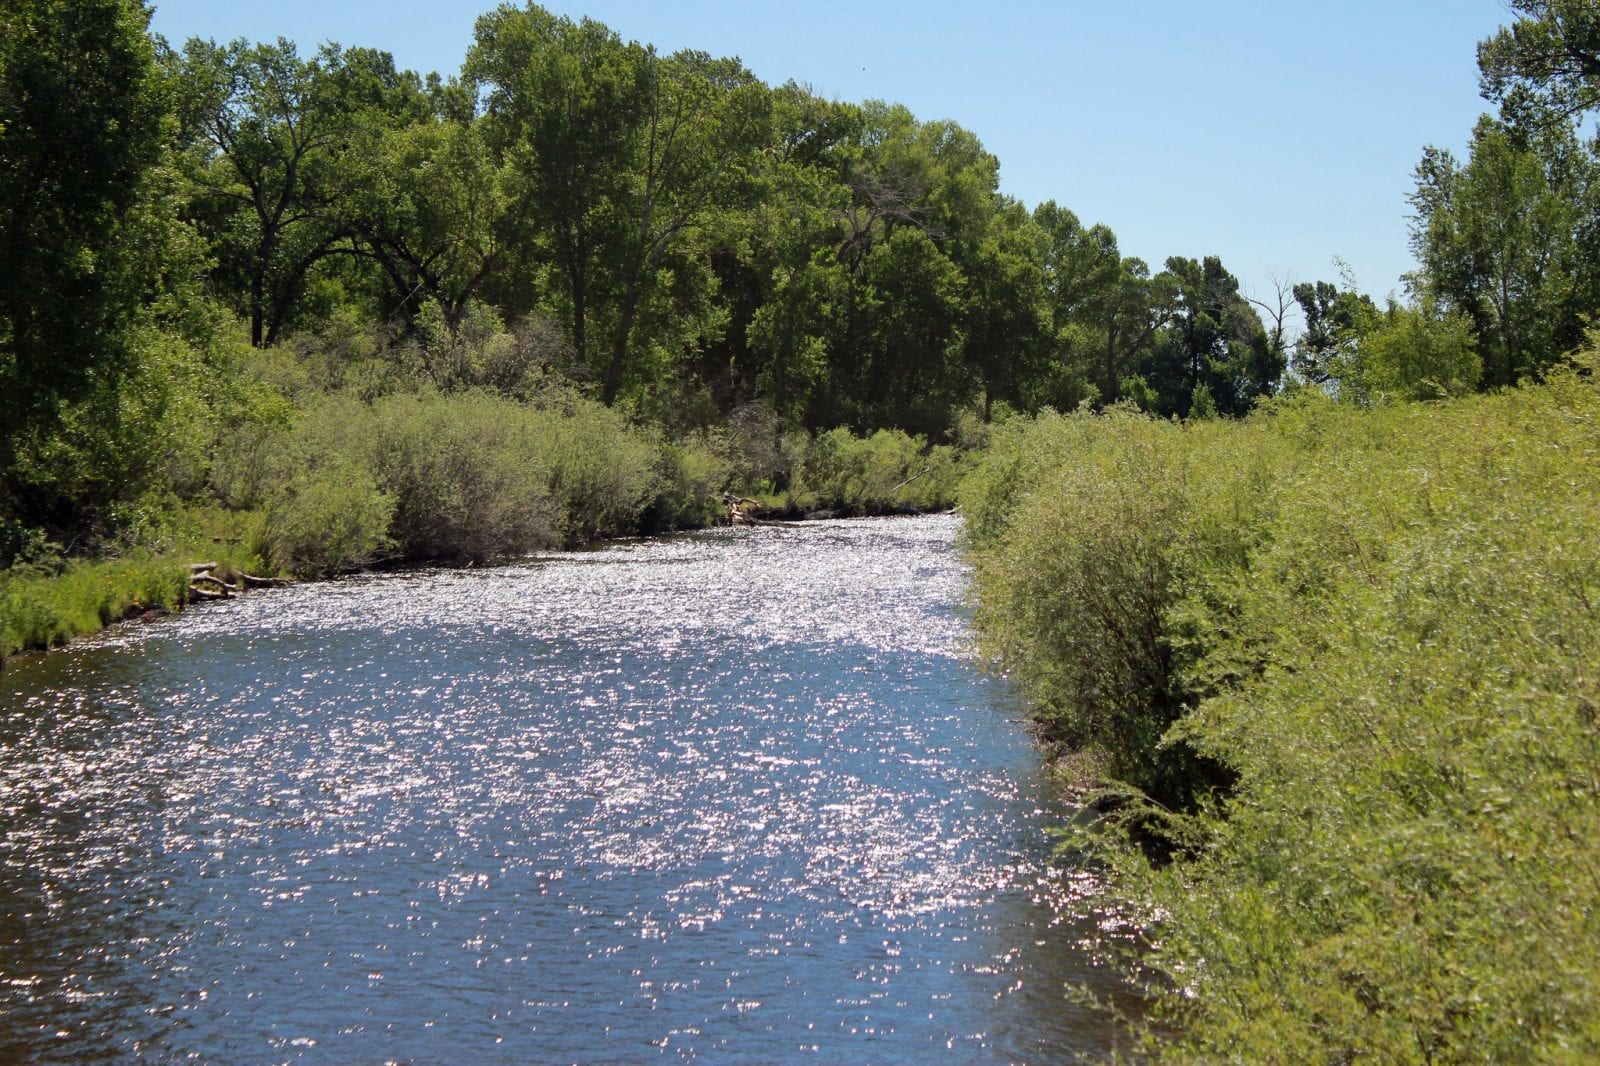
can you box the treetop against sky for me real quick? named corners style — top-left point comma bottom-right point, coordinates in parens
top-left (147, 0), bottom-right (1509, 305)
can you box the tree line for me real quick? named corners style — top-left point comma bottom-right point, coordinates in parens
top-left (6, 0), bottom-right (1600, 554)
top-left (1, 0), bottom-right (1297, 552)
top-left (162, 7), bottom-right (1301, 424)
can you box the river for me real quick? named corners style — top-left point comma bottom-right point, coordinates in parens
top-left (0, 514), bottom-right (1144, 1062)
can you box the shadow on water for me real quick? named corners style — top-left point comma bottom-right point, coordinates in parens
top-left (0, 515), bottom-right (1150, 1061)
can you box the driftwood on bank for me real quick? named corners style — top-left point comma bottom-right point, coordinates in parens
top-left (722, 493), bottom-right (767, 525)
top-left (187, 563), bottom-right (293, 603)
top-left (240, 573), bottom-right (292, 588)
top-left (887, 468), bottom-right (930, 494)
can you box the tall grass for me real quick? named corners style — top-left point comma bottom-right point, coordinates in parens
top-left (1, 554), bottom-right (190, 660)
top-left (960, 369), bottom-right (1600, 1059)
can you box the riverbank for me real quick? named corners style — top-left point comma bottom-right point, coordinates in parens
top-left (958, 365), bottom-right (1600, 1059)
top-left (1, 418), bottom-right (966, 666)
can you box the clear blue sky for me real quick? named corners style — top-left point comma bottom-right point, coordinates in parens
top-left (147, 0), bottom-right (1512, 307)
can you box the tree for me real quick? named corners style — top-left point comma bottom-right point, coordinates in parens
top-left (469, 4), bottom-right (650, 387)
top-left (172, 38), bottom-right (427, 347)
top-left (1247, 275), bottom-right (1297, 392)
top-left (1329, 298), bottom-right (1480, 404)
top-left (1035, 202), bottom-right (1171, 408)
top-left (736, 86), bottom-right (860, 422)
top-left (961, 200), bottom-right (1050, 421)
top-left (599, 48), bottom-right (770, 405)
top-left (1409, 116), bottom-right (1590, 386)
top-left (1291, 278), bottom-right (1379, 384)
top-left (1479, 0), bottom-right (1600, 126)
top-left (1146, 255), bottom-right (1274, 418)
top-left (1, 0), bottom-right (169, 472)
top-left (848, 225), bottom-right (968, 435)
top-left (348, 113), bottom-right (514, 333)
top-left (815, 103), bottom-right (1005, 435)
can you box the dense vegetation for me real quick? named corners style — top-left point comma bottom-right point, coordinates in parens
top-left (960, 2), bottom-right (1600, 1058)
top-left (963, 367), bottom-right (1600, 1059)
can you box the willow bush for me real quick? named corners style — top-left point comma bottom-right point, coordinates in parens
top-left (247, 387), bottom-right (672, 574)
top-left (959, 406), bottom-right (1237, 814)
top-left (960, 370), bottom-right (1600, 1060)
top-left (795, 427), bottom-right (962, 514)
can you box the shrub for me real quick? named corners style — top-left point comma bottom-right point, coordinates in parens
top-left (256, 388), bottom-right (666, 565)
top-left (366, 392), bottom-right (558, 562)
top-left (261, 454), bottom-right (395, 577)
top-left (961, 366), bottom-right (1600, 1060)
top-left (797, 427), bottom-right (959, 513)
top-left (961, 407), bottom-right (1231, 812)
top-left (645, 432), bottom-right (731, 531)
top-left (529, 393), bottom-right (660, 545)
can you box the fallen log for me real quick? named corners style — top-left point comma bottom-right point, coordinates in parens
top-left (240, 573), bottom-right (293, 588)
top-left (191, 573), bottom-right (240, 593)
top-left (887, 468), bottom-right (930, 494)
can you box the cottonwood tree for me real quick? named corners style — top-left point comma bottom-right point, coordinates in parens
top-left (348, 114), bottom-right (514, 333)
top-left (0, 0), bottom-right (212, 536)
top-left (1292, 278), bottom-right (1379, 384)
top-left (599, 49), bottom-right (771, 405)
top-left (1479, 0), bottom-right (1600, 126)
top-left (1035, 202), bottom-right (1173, 407)
top-left (961, 200), bottom-right (1051, 421)
top-left (1, 0), bottom-right (168, 465)
top-left (469, 5), bottom-right (649, 388)
top-left (173, 38), bottom-right (427, 347)
top-left (1147, 255), bottom-right (1275, 418)
top-left (1409, 117), bottom-right (1590, 386)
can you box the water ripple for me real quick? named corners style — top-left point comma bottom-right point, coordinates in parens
top-left (0, 515), bottom-right (1144, 1062)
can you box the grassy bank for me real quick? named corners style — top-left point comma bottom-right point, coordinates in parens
top-left (1, 554), bottom-right (190, 658)
top-left (959, 368), bottom-right (1600, 1059)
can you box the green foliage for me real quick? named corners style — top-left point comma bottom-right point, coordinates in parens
top-left (171, 36), bottom-right (429, 348)
top-left (959, 407), bottom-right (1232, 811)
top-left (645, 433), bottom-right (732, 531)
top-left (1035, 202), bottom-right (1166, 410)
top-left (1291, 277), bottom-right (1379, 384)
top-left (961, 368), bottom-right (1600, 1059)
top-left (795, 427), bottom-right (960, 514)
top-left (0, 0), bottom-right (168, 448)
top-left (9, 327), bottom-right (212, 532)
top-left (347, 113), bottom-right (514, 331)
top-left (1334, 298), bottom-right (1482, 403)
top-left (1146, 254), bottom-right (1279, 418)
top-left (1, 553), bottom-right (189, 660)
top-left (248, 387), bottom-right (667, 571)
top-left (261, 453), bottom-right (395, 577)
top-left (1409, 117), bottom-right (1591, 387)
top-left (0, 0), bottom-right (231, 543)
top-left (525, 392), bottom-right (661, 544)
top-left (1478, 0), bottom-right (1600, 126)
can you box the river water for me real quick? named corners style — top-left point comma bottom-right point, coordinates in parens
top-left (0, 514), bottom-right (1143, 1062)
